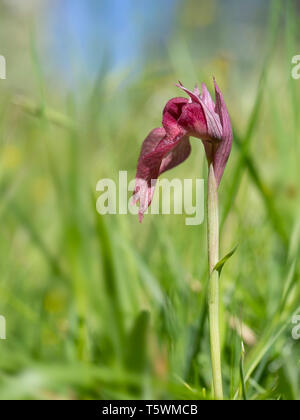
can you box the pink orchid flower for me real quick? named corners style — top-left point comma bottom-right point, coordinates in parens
top-left (133, 79), bottom-right (233, 222)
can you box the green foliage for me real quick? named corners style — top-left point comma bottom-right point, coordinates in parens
top-left (214, 246), bottom-right (238, 276)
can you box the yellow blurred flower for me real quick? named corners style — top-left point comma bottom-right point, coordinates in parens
top-left (1, 144), bottom-right (22, 169)
top-left (44, 289), bottom-right (66, 314)
top-left (31, 177), bottom-right (51, 203)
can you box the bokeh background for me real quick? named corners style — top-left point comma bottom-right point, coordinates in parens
top-left (0, 0), bottom-right (299, 400)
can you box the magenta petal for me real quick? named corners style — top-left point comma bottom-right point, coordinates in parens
top-left (199, 99), bottom-right (223, 142)
top-left (159, 135), bottom-right (191, 174)
top-left (213, 80), bottom-right (233, 185)
top-left (193, 84), bottom-right (201, 97)
top-left (176, 81), bottom-right (201, 104)
top-left (176, 81), bottom-right (222, 141)
top-left (201, 83), bottom-right (215, 112)
top-left (177, 103), bottom-right (208, 139)
top-left (133, 128), bottom-right (189, 222)
top-left (162, 97), bottom-right (189, 138)
top-left (132, 128), bottom-right (165, 220)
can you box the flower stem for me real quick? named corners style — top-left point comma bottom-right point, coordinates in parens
top-left (207, 163), bottom-right (223, 400)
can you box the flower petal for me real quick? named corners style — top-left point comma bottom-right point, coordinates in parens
top-left (176, 81), bottom-right (200, 104)
top-left (162, 97), bottom-right (188, 139)
top-left (176, 81), bottom-right (223, 141)
top-left (177, 102), bottom-right (208, 139)
top-left (193, 83), bottom-right (201, 98)
top-left (201, 83), bottom-right (215, 112)
top-left (132, 128), bottom-right (165, 220)
top-left (133, 128), bottom-right (189, 222)
top-left (213, 79), bottom-right (233, 185)
top-left (159, 135), bottom-right (191, 174)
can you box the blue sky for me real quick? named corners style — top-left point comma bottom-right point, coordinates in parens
top-left (38, 0), bottom-right (270, 89)
top-left (43, 0), bottom-right (178, 83)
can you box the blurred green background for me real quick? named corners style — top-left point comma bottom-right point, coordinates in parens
top-left (0, 0), bottom-right (299, 400)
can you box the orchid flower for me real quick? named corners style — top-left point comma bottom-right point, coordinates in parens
top-left (133, 79), bottom-right (233, 399)
top-left (133, 79), bottom-right (233, 222)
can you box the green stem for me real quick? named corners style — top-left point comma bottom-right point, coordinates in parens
top-left (207, 164), bottom-right (223, 400)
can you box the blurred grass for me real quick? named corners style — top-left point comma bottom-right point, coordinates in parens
top-left (0, 0), bottom-right (299, 400)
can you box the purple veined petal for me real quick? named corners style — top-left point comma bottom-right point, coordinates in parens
top-left (199, 100), bottom-right (223, 141)
top-left (193, 83), bottom-right (201, 98)
top-left (132, 128), bottom-right (165, 213)
top-left (159, 135), bottom-right (191, 174)
top-left (176, 81), bottom-right (223, 141)
top-left (163, 94), bottom-right (208, 141)
top-left (133, 177), bottom-right (157, 223)
top-left (213, 79), bottom-right (233, 185)
top-left (162, 97), bottom-right (189, 138)
top-left (185, 84), bottom-right (201, 104)
top-left (133, 128), bottom-right (189, 222)
top-left (201, 83), bottom-right (215, 112)
top-left (176, 81), bottom-right (200, 104)
top-left (136, 127), bottom-right (166, 158)
top-left (177, 102), bottom-right (208, 139)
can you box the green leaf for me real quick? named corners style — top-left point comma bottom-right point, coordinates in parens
top-left (213, 246), bottom-right (238, 275)
top-left (239, 343), bottom-right (247, 401)
top-left (125, 310), bottom-right (150, 373)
